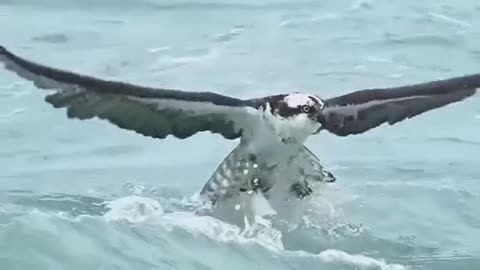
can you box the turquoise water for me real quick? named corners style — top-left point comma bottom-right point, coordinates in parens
top-left (1, 1), bottom-right (480, 269)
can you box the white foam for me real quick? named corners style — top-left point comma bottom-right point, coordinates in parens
top-left (101, 195), bottom-right (405, 270)
top-left (243, 191), bottom-right (278, 220)
top-left (428, 12), bottom-right (472, 28)
top-left (159, 211), bottom-right (284, 251)
top-left (101, 195), bottom-right (283, 249)
top-left (214, 26), bottom-right (245, 43)
top-left (103, 196), bottom-right (164, 223)
top-left (147, 46), bottom-right (170, 54)
top-left (317, 249), bottom-right (407, 270)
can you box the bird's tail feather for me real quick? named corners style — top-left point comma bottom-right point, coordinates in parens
top-left (200, 145), bottom-right (260, 204)
top-left (200, 144), bottom-right (336, 205)
top-left (199, 144), bottom-right (337, 226)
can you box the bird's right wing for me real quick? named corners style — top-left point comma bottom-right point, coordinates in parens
top-left (318, 74), bottom-right (479, 136)
top-left (0, 46), bottom-right (260, 140)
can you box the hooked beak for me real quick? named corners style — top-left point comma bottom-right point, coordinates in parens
top-left (314, 112), bottom-right (326, 134)
top-left (316, 111), bottom-right (326, 125)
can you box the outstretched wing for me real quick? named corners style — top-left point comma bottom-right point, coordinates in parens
top-left (318, 75), bottom-right (479, 136)
top-left (0, 46), bottom-right (259, 140)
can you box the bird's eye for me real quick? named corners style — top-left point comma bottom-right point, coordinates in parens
top-left (301, 105), bottom-right (312, 113)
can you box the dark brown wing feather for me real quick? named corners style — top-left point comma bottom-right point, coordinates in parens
top-left (0, 46), bottom-right (258, 140)
top-left (320, 75), bottom-right (478, 136)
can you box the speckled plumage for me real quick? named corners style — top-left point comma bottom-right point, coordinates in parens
top-left (200, 143), bottom-right (336, 206)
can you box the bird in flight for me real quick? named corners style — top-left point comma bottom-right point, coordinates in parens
top-left (0, 46), bottom-right (478, 220)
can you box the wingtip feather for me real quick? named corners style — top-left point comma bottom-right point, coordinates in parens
top-left (0, 45), bottom-right (8, 64)
top-left (0, 45), bottom-right (12, 61)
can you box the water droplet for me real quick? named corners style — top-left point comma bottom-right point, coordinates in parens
top-left (234, 204), bottom-right (241, 210)
top-left (253, 163), bottom-right (258, 168)
top-left (243, 169), bottom-right (249, 175)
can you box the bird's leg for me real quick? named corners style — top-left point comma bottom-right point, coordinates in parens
top-left (289, 180), bottom-right (313, 199)
top-left (290, 168), bottom-right (335, 199)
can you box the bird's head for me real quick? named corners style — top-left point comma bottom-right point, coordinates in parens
top-left (263, 93), bottom-right (326, 144)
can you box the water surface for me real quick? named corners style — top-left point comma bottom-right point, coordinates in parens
top-left (1, 1), bottom-right (480, 269)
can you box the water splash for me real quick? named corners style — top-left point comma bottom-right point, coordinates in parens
top-left (316, 249), bottom-right (407, 270)
top-left (99, 195), bottom-right (407, 270)
top-left (103, 196), bottom-right (163, 223)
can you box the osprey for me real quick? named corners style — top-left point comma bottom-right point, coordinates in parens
top-left (0, 46), bottom-right (478, 222)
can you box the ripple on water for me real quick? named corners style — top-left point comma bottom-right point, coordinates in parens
top-left (31, 33), bottom-right (70, 44)
top-left (382, 32), bottom-right (461, 48)
top-left (213, 25), bottom-right (245, 43)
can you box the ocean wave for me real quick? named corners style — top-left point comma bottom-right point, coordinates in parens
top-left (316, 249), bottom-right (406, 270)
top-left (0, 195), bottom-right (409, 270)
top-left (0, 108), bottom-right (25, 119)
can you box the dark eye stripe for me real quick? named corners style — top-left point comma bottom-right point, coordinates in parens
top-left (308, 96), bottom-right (320, 105)
top-left (277, 103), bottom-right (301, 117)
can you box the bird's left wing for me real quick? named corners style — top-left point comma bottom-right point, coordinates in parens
top-left (0, 46), bottom-right (260, 140)
top-left (318, 74), bottom-right (479, 136)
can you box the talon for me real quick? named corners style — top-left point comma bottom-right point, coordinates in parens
top-left (323, 170), bottom-right (336, 182)
top-left (290, 181), bottom-right (313, 199)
